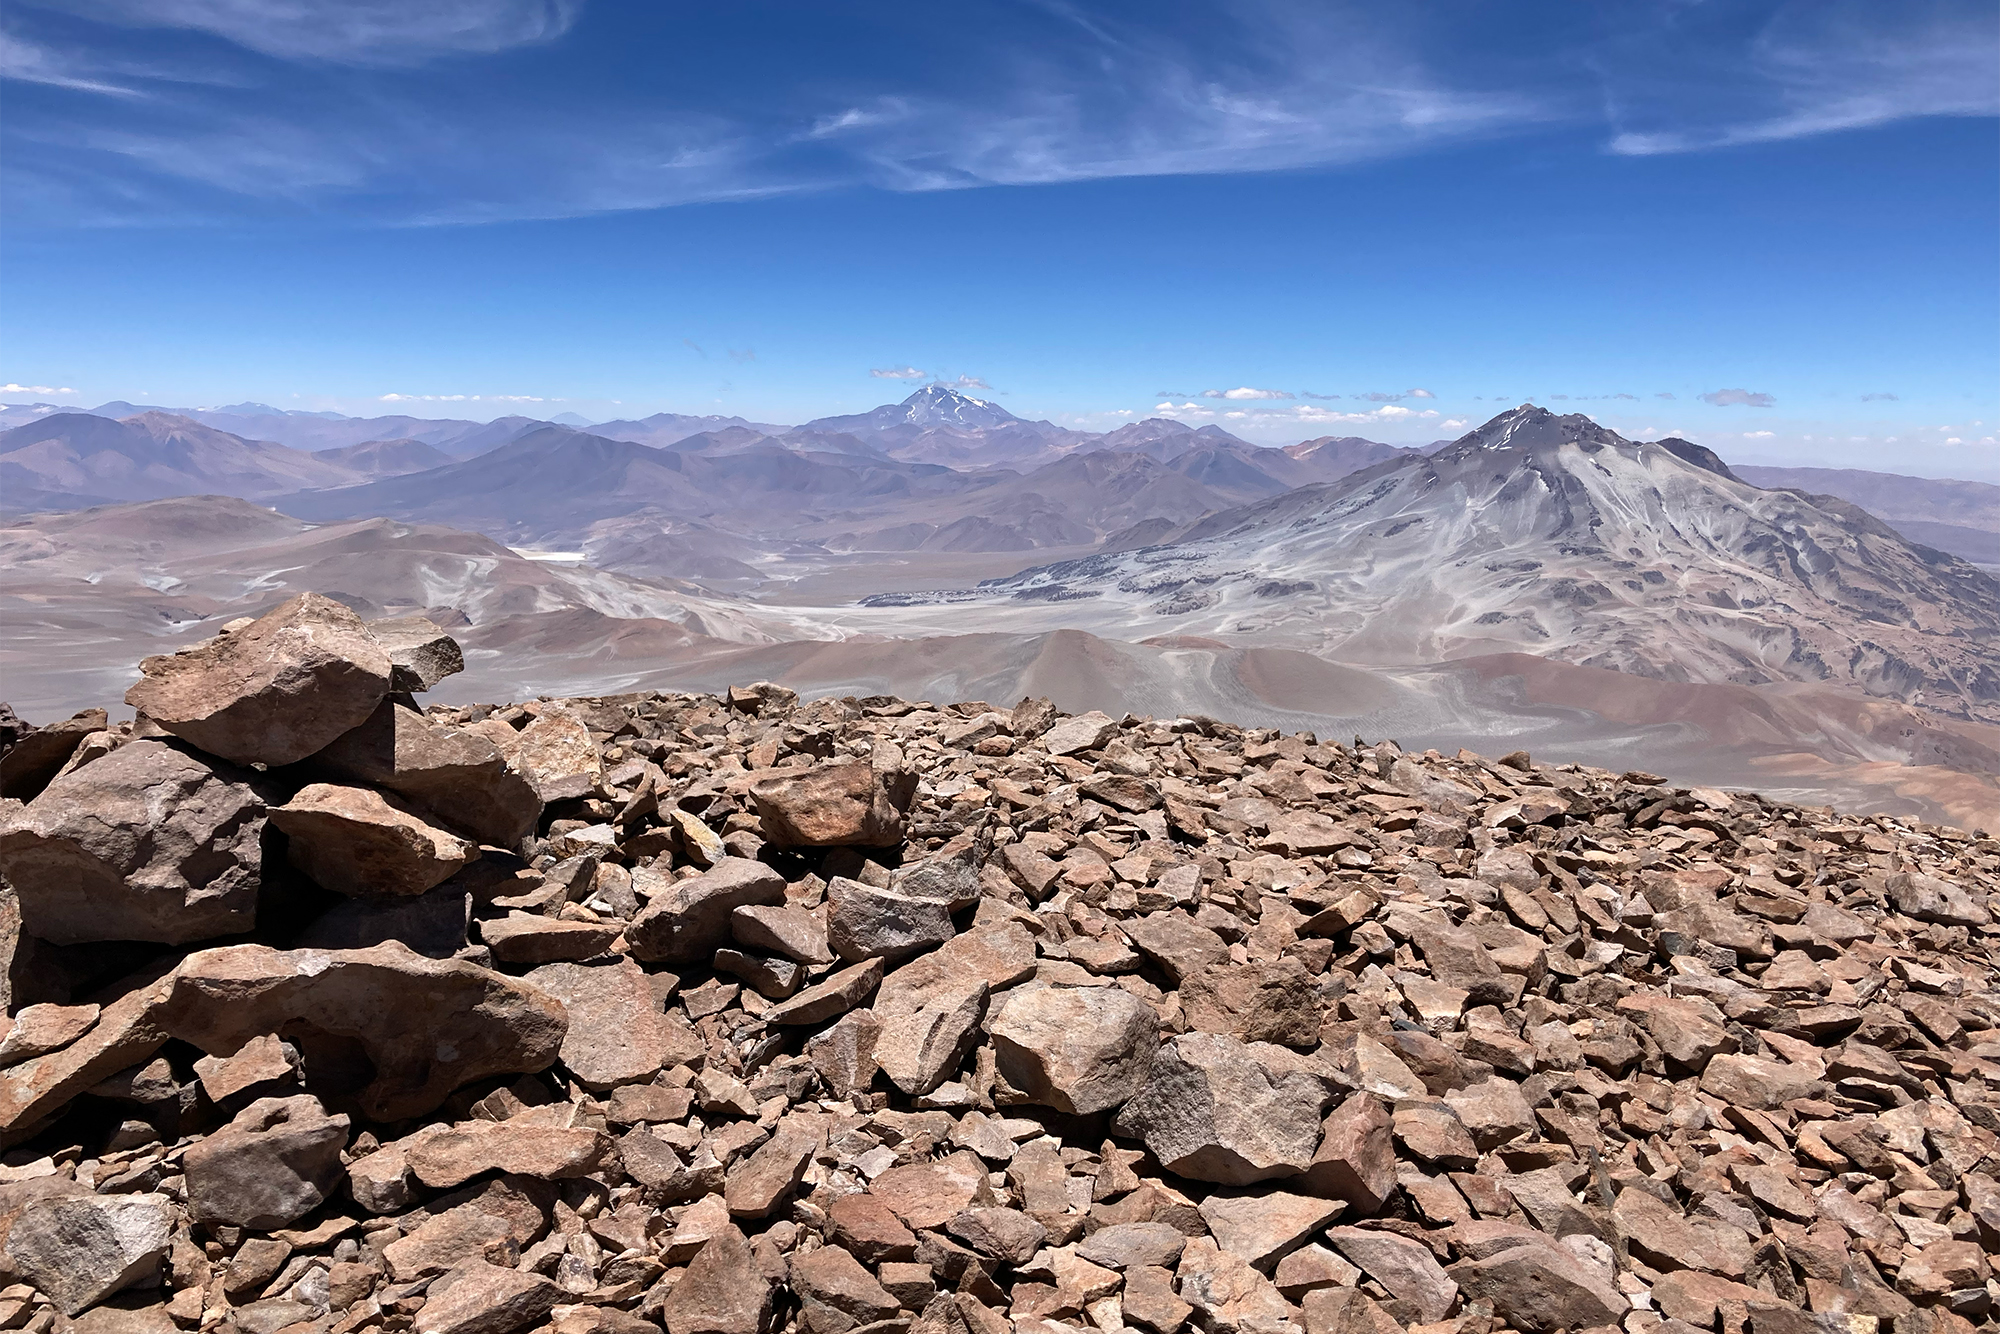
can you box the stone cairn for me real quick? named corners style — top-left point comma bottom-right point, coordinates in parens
top-left (0, 593), bottom-right (1995, 1334)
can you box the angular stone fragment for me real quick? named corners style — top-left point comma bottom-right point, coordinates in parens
top-left (1409, 921), bottom-right (1520, 1007)
top-left (1301, 1092), bottom-right (1395, 1214)
top-left (660, 1224), bottom-right (772, 1334)
top-left (791, 1244), bottom-right (903, 1326)
top-left (628, 857), bottom-right (787, 965)
top-left (725, 1124), bottom-right (819, 1219)
top-left (0, 739), bottom-right (266, 945)
top-left (1079, 1222), bottom-right (1189, 1271)
top-left (524, 957), bottom-right (681, 1090)
top-left (1699, 1053), bottom-right (1827, 1110)
top-left (1200, 1191), bottom-right (1343, 1271)
top-left (480, 912), bottom-right (621, 964)
top-left (1114, 1032), bottom-right (1331, 1184)
top-left (868, 1151), bottom-right (990, 1230)
top-left (1176, 1235), bottom-right (1299, 1332)
top-left (184, 1094), bottom-right (349, 1228)
top-left (751, 758), bottom-right (913, 848)
top-left (827, 1192), bottom-right (918, 1263)
top-left (766, 959), bottom-right (884, 1026)
top-left (1450, 1243), bottom-right (1628, 1333)
top-left (382, 1176), bottom-right (552, 1280)
top-left (731, 904), bottom-right (833, 964)
top-left (1181, 957), bottom-right (1323, 1047)
top-left (948, 1207), bottom-right (1048, 1265)
top-left (405, 1120), bottom-right (611, 1188)
top-left (0, 1002), bottom-right (98, 1067)
top-left (271, 782), bottom-right (478, 897)
top-left (1326, 1227), bottom-right (1457, 1323)
top-left (1443, 1076), bottom-right (1536, 1150)
top-left (3, 1191), bottom-right (174, 1315)
top-left (368, 615), bottom-right (465, 692)
top-left (1126, 911), bottom-right (1228, 985)
top-left (1302, 1287), bottom-right (1404, 1334)
top-left (313, 699), bottom-right (541, 847)
top-left (1888, 872), bottom-right (1991, 927)
top-left (990, 984), bottom-right (1158, 1114)
top-left (0, 967), bottom-right (175, 1145)
top-left (192, 1032), bottom-right (295, 1100)
top-left (162, 941), bottom-right (566, 1121)
top-left (126, 592), bottom-right (393, 767)
top-left (826, 875), bottom-right (955, 963)
top-left (1042, 712), bottom-right (1118, 757)
top-left (414, 1260), bottom-right (561, 1334)
top-left (0, 708), bottom-right (105, 801)
top-left (1612, 1188), bottom-right (1755, 1278)
top-left (1649, 1272), bottom-right (1786, 1328)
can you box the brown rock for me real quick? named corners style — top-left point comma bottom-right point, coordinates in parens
top-left (1181, 957), bottom-right (1323, 1047)
top-left (792, 1244), bottom-right (904, 1326)
top-left (869, 1151), bottom-right (991, 1230)
top-left (1326, 1226), bottom-right (1457, 1323)
top-left (1698, 1053), bottom-right (1827, 1110)
top-left (382, 1175), bottom-right (552, 1280)
top-left (405, 1120), bottom-right (612, 1188)
top-left (480, 912), bottom-right (621, 963)
top-left (628, 857), bottom-right (787, 965)
top-left (1450, 1243), bottom-right (1627, 1333)
top-left (367, 615), bottom-right (464, 693)
top-left (660, 1224), bottom-right (773, 1334)
top-left (725, 1123), bottom-right (820, 1219)
top-left (751, 758), bottom-right (913, 848)
top-left (525, 957), bottom-right (683, 1090)
top-left (0, 1002), bottom-right (99, 1067)
top-left (0, 739), bottom-right (267, 945)
top-left (1113, 1032), bottom-right (1331, 1185)
top-left (826, 874), bottom-right (955, 963)
top-left (0, 708), bottom-right (105, 801)
top-left (272, 781), bottom-right (478, 897)
top-left (828, 1192), bottom-right (919, 1263)
top-left (1200, 1190), bottom-right (1343, 1270)
top-left (125, 592), bottom-right (393, 767)
top-left (1301, 1287), bottom-right (1404, 1334)
top-left (1649, 1272), bottom-right (1786, 1328)
top-left (1443, 1076), bottom-right (1536, 1150)
top-left (413, 1260), bottom-right (561, 1334)
top-left (0, 967), bottom-right (175, 1145)
top-left (162, 941), bottom-right (566, 1121)
top-left (313, 699), bottom-right (541, 847)
top-left (1301, 1091), bottom-right (1396, 1213)
top-left (1126, 911), bottom-right (1229, 985)
top-left (990, 984), bottom-right (1158, 1115)
top-left (184, 1094), bottom-right (350, 1228)
top-left (732, 904), bottom-right (833, 963)
top-left (502, 706), bottom-right (603, 801)
top-left (765, 958), bottom-right (885, 1026)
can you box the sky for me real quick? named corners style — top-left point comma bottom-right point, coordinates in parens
top-left (2, 0), bottom-right (1997, 477)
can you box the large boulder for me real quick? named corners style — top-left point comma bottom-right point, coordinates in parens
top-left (1113, 1032), bottom-right (1332, 1184)
top-left (312, 699), bottom-right (542, 847)
top-left (0, 739), bottom-right (267, 945)
top-left (124, 592), bottom-right (393, 767)
top-left (628, 858), bottom-right (787, 965)
top-left (270, 783), bottom-right (478, 897)
top-left (1449, 1241), bottom-right (1628, 1332)
top-left (871, 924), bottom-right (1035, 1095)
top-left (183, 1093), bottom-right (350, 1227)
top-left (161, 941), bottom-right (567, 1121)
top-left (989, 984), bottom-right (1159, 1115)
top-left (660, 1224), bottom-right (773, 1334)
top-left (749, 749), bottom-right (916, 848)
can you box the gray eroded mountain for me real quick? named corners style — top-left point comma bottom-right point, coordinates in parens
top-left (962, 406), bottom-right (2000, 721)
top-left (1735, 464), bottom-right (2000, 565)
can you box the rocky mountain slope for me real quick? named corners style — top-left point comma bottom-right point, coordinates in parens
top-left (1733, 468), bottom-right (2000, 568)
top-left (0, 593), bottom-right (1996, 1331)
top-left (0, 412), bottom-right (360, 509)
top-left (966, 408), bottom-right (2000, 723)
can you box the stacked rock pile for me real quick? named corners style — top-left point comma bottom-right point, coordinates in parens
top-left (0, 592), bottom-right (1996, 1334)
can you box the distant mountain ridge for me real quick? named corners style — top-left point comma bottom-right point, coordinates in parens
top-left (969, 405), bottom-right (2000, 720)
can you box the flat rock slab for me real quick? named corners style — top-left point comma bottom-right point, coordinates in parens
top-left (272, 782), bottom-right (478, 898)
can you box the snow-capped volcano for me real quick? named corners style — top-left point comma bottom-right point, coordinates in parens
top-left (973, 406), bottom-right (2000, 719)
top-left (799, 385), bottom-right (1021, 436)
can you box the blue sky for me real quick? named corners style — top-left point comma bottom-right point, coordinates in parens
top-left (3, 1), bottom-right (1996, 476)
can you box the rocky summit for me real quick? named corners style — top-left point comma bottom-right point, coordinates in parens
top-left (0, 594), bottom-right (1996, 1334)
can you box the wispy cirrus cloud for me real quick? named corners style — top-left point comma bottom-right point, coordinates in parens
top-left (870, 366), bottom-right (925, 379)
top-left (57, 0), bottom-right (584, 67)
top-left (1700, 387), bottom-right (1776, 407)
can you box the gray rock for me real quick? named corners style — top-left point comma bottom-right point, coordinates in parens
top-left (3, 1191), bottom-right (175, 1315)
top-left (1113, 1032), bottom-right (1332, 1184)
top-left (183, 1093), bottom-right (350, 1228)
top-left (312, 699), bottom-right (541, 847)
top-left (366, 615), bottom-right (465, 693)
top-left (0, 739), bottom-right (266, 945)
top-left (826, 875), bottom-right (955, 963)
